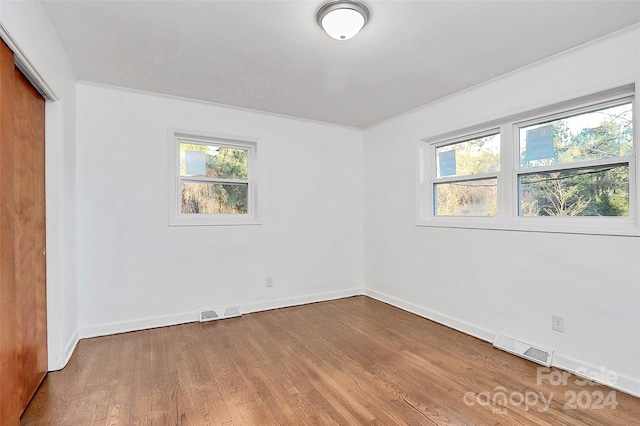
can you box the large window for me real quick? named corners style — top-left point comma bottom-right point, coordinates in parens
top-left (169, 132), bottom-right (258, 226)
top-left (418, 88), bottom-right (637, 235)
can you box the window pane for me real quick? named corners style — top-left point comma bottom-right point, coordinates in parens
top-left (181, 181), bottom-right (248, 214)
top-left (435, 178), bottom-right (497, 216)
top-left (520, 102), bottom-right (633, 168)
top-left (180, 142), bottom-right (248, 179)
top-left (519, 164), bottom-right (629, 217)
top-left (436, 133), bottom-right (500, 178)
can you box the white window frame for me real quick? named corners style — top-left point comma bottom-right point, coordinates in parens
top-left (168, 130), bottom-right (260, 226)
top-left (430, 128), bottom-right (501, 218)
top-left (417, 86), bottom-right (638, 236)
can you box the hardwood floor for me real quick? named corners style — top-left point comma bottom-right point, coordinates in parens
top-left (21, 296), bottom-right (640, 425)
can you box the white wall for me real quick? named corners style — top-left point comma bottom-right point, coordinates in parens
top-left (75, 83), bottom-right (363, 337)
top-left (0, 0), bottom-right (78, 370)
top-left (363, 26), bottom-right (640, 396)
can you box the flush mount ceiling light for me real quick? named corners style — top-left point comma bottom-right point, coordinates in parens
top-left (317, 1), bottom-right (370, 40)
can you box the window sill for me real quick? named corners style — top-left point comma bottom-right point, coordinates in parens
top-left (416, 217), bottom-right (640, 237)
top-left (169, 214), bottom-right (261, 227)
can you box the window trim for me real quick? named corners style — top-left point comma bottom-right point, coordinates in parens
top-left (168, 130), bottom-right (260, 226)
top-left (417, 86), bottom-right (638, 236)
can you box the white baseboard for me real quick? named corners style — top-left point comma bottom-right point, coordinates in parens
top-left (363, 288), bottom-right (495, 342)
top-left (77, 310), bottom-right (199, 340)
top-left (76, 287), bottom-right (363, 341)
top-left (553, 353), bottom-right (640, 398)
top-left (364, 288), bottom-right (640, 398)
top-left (62, 329), bottom-right (79, 369)
top-left (242, 287), bottom-right (363, 315)
top-left (47, 330), bottom-right (79, 372)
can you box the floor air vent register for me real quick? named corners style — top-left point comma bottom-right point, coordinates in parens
top-left (199, 306), bottom-right (241, 322)
top-left (493, 334), bottom-right (553, 367)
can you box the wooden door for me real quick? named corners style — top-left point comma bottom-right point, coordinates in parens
top-left (0, 35), bottom-right (20, 424)
top-left (0, 39), bottom-right (47, 424)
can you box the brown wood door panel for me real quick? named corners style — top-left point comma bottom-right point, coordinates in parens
top-left (13, 65), bottom-right (47, 410)
top-left (0, 39), bottom-right (47, 425)
top-left (0, 37), bottom-right (20, 426)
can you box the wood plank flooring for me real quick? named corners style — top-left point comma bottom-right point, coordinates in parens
top-left (20, 296), bottom-right (640, 425)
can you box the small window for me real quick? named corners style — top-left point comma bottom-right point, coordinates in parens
top-left (169, 132), bottom-right (258, 226)
top-left (433, 132), bottom-right (500, 216)
top-left (517, 101), bottom-right (632, 217)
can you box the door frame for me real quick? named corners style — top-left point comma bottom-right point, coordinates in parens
top-left (0, 22), bottom-right (69, 371)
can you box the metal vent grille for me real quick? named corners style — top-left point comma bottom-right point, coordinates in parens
top-left (493, 334), bottom-right (553, 367)
top-left (524, 347), bottom-right (549, 364)
top-left (199, 305), bottom-right (241, 322)
top-left (199, 310), bottom-right (219, 321)
top-left (223, 306), bottom-right (241, 317)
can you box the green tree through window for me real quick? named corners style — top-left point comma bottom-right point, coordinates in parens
top-left (179, 142), bottom-right (250, 214)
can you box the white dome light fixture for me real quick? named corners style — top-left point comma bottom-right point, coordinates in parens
top-left (317, 1), bottom-right (370, 41)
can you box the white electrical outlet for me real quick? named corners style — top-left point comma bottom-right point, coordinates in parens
top-left (266, 276), bottom-right (273, 287)
top-left (552, 315), bottom-right (564, 333)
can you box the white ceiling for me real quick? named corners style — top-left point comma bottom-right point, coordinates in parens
top-left (41, 0), bottom-right (640, 128)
